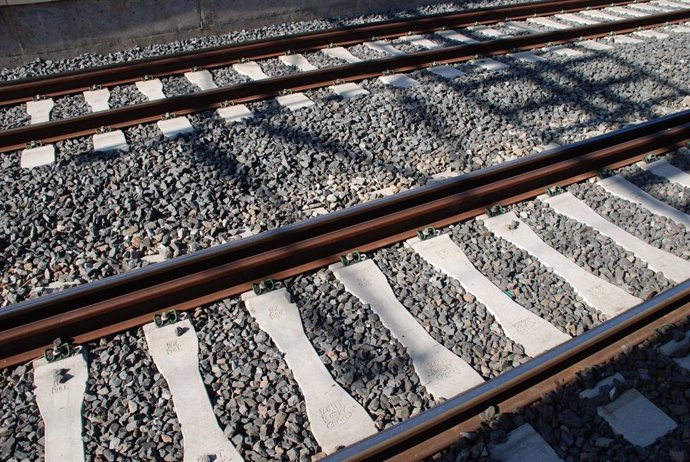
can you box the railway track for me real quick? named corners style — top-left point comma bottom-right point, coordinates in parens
top-left (2, 1), bottom-right (690, 460)
top-left (0, 0), bottom-right (644, 105)
top-left (2, 105), bottom-right (690, 460)
top-left (1, 0), bottom-right (689, 154)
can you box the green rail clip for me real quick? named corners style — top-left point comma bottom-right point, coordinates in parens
top-left (487, 205), bottom-right (506, 217)
top-left (546, 185), bottom-right (565, 197)
top-left (154, 309), bottom-right (179, 328)
top-left (597, 168), bottom-right (614, 179)
top-left (417, 227), bottom-right (437, 241)
top-left (340, 251), bottom-right (362, 267)
top-left (44, 338), bottom-right (73, 363)
top-left (252, 279), bottom-right (275, 295)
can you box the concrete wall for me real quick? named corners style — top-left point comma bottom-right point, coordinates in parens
top-left (0, 0), bottom-right (442, 68)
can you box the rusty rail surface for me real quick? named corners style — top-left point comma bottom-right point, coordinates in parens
top-left (0, 0), bottom-right (638, 105)
top-left (1, 109), bottom-right (689, 368)
top-left (1, 8), bottom-right (688, 153)
top-left (327, 278), bottom-right (690, 461)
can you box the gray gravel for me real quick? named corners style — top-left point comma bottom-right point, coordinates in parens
top-left (429, 318), bottom-right (690, 462)
top-left (0, 104), bottom-right (29, 130)
top-left (0, 1), bottom-right (517, 82)
top-left (210, 66), bottom-right (252, 87)
top-left (161, 76), bottom-right (201, 97)
top-left (1, 4), bottom-right (689, 461)
top-left (193, 299), bottom-right (319, 460)
top-left (0, 296), bottom-right (321, 462)
top-left (82, 332), bottom-right (184, 461)
top-left (569, 159), bottom-right (690, 261)
top-left (109, 84), bottom-right (149, 108)
top-left (51, 94), bottom-right (90, 120)
top-left (516, 199), bottom-right (673, 300)
top-left (449, 219), bottom-right (605, 336)
top-left (288, 269), bottom-right (435, 428)
top-left (0, 9), bottom-right (688, 306)
top-left (371, 245), bottom-right (532, 377)
top-left (0, 363), bottom-right (41, 461)
top-left (257, 58), bottom-right (300, 78)
top-left (616, 158), bottom-right (690, 216)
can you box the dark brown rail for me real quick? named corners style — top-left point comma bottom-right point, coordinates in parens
top-left (1, 109), bottom-right (689, 368)
top-left (0, 0), bottom-right (637, 105)
top-left (2, 8), bottom-right (689, 153)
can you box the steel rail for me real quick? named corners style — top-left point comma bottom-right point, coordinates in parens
top-left (1, 109), bottom-right (689, 368)
top-left (326, 278), bottom-right (690, 461)
top-left (2, 8), bottom-right (688, 153)
top-left (0, 0), bottom-right (638, 105)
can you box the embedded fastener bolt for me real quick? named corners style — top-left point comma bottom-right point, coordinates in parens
top-left (508, 220), bottom-right (520, 230)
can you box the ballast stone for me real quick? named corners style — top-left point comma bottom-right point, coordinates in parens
top-left (608, 7), bottom-right (648, 18)
top-left (480, 211), bottom-right (642, 317)
top-left (410, 234), bottom-right (570, 357)
top-left (556, 13), bottom-right (599, 25)
top-left (628, 3), bottom-right (668, 12)
top-left (656, 0), bottom-right (690, 7)
top-left (527, 17), bottom-right (572, 30)
top-left (638, 158), bottom-right (690, 188)
top-left (579, 372), bottom-right (626, 400)
top-left (580, 10), bottom-right (624, 21)
top-left (400, 35), bottom-right (442, 49)
top-left (598, 175), bottom-right (690, 230)
top-left (364, 40), bottom-right (406, 57)
top-left (540, 192), bottom-right (690, 283)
